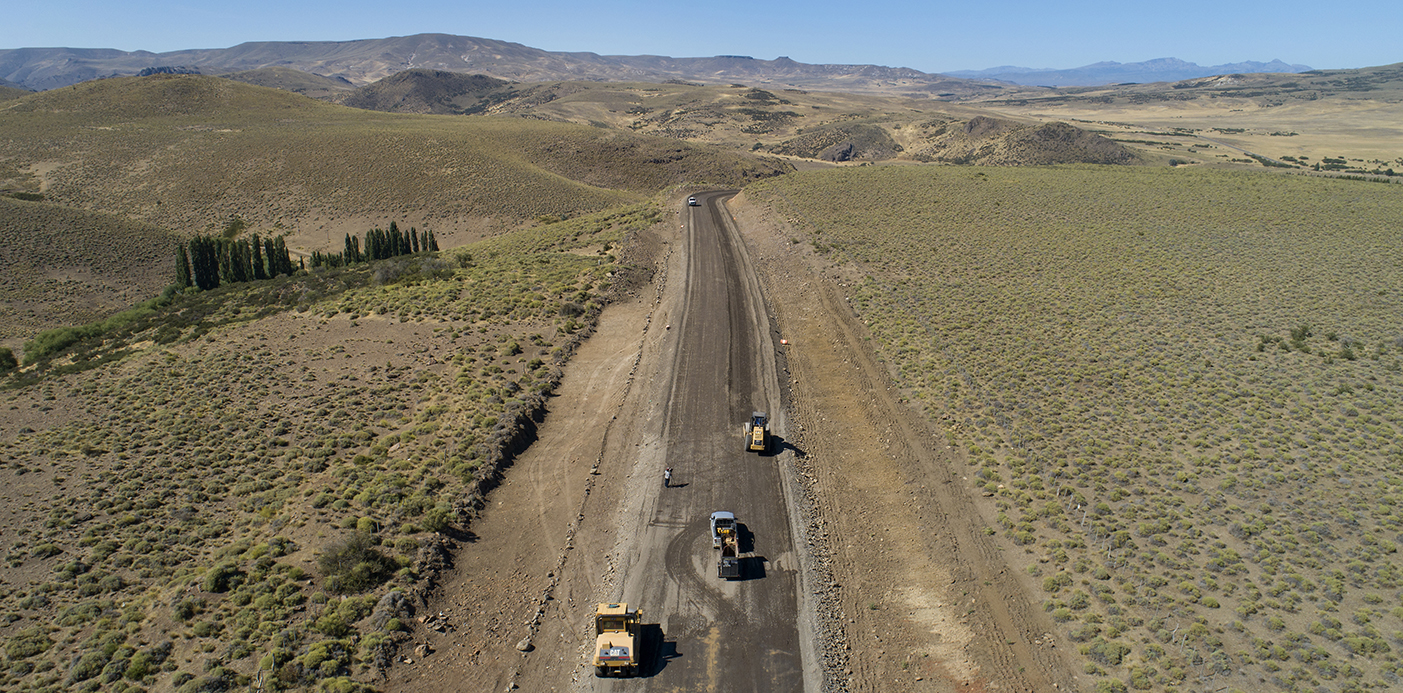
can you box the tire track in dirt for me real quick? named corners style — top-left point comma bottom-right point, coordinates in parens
top-left (731, 192), bottom-right (1080, 692)
top-left (385, 225), bottom-right (676, 693)
top-left (662, 515), bottom-right (741, 630)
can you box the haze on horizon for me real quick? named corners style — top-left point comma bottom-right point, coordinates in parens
top-left (8, 0), bottom-right (1399, 74)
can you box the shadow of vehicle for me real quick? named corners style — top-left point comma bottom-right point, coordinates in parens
top-left (760, 434), bottom-right (806, 459)
top-left (736, 555), bottom-right (768, 581)
top-left (641, 623), bottom-right (680, 676)
top-left (731, 524), bottom-right (767, 580)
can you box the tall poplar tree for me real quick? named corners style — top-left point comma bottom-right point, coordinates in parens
top-left (175, 245), bottom-right (193, 288)
top-left (251, 233), bottom-right (267, 280)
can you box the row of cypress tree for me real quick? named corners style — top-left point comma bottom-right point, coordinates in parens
top-left (312, 222), bottom-right (439, 269)
top-left (175, 233), bottom-right (297, 291)
top-left (174, 222), bottom-right (442, 290)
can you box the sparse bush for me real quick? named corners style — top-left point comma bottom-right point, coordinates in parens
top-left (1083, 637), bottom-right (1132, 666)
top-left (202, 562), bottom-right (243, 593)
top-left (65, 650), bottom-right (110, 685)
top-left (5, 627), bottom-right (53, 659)
top-left (317, 533), bottom-right (396, 594)
top-left (1094, 679), bottom-right (1128, 693)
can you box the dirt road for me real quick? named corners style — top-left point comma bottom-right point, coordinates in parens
top-left (389, 190), bottom-right (1080, 691)
top-left (591, 190), bottom-right (815, 690)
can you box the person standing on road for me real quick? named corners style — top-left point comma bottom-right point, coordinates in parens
top-left (664, 467), bottom-right (673, 488)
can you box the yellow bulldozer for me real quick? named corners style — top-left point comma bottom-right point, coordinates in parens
top-left (591, 602), bottom-right (642, 677)
top-left (744, 411), bottom-right (770, 453)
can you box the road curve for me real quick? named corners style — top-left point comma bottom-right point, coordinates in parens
top-left (596, 191), bottom-right (812, 691)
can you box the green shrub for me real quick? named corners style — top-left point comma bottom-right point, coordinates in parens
top-left (202, 562), bottom-right (243, 593)
top-left (65, 650), bottom-right (109, 685)
top-left (314, 613), bottom-right (351, 637)
top-left (172, 598), bottom-right (205, 623)
top-left (124, 651), bottom-right (153, 680)
top-left (1083, 637), bottom-right (1133, 666)
top-left (422, 503), bottom-right (453, 532)
top-left (5, 627), bottom-right (53, 659)
top-left (1094, 679), bottom-right (1128, 693)
top-left (317, 533), bottom-right (395, 594)
top-left (318, 677), bottom-right (377, 693)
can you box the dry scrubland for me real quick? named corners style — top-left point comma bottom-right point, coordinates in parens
top-left (0, 203), bottom-right (659, 692)
top-left (0, 85), bottom-right (28, 102)
top-left (0, 74), bottom-right (785, 246)
top-left (0, 197), bottom-right (182, 351)
top-left (747, 165), bottom-right (1403, 693)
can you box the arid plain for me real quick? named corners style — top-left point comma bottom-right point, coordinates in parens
top-left (1, 56), bottom-right (1401, 693)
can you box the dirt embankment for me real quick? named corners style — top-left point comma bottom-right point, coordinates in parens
top-left (730, 192), bottom-right (1083, 692)
top-left (381, 221), bottom-right (678, 692)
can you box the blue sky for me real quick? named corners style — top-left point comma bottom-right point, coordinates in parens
top-left (4, 0), bottom-right (1399, 72)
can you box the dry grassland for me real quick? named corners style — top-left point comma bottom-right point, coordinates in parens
top-left (979, 65), bottom-right (1403, 172)
top-left (0, 197), bottom-right (181, 352)
top-left (0, 74), bottom-right (785, 255)
top-left (747, 165), bottom-right (1403, 693)
top-left (0, 203), bottom-right (660, 692)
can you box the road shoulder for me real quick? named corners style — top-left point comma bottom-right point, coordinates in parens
top-left (730, 191), bottom-right (1080, 692)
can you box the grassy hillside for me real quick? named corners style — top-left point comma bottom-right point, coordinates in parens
top-left (0, 196), bottom-right (182, 351)
top-left (746, 166), bottom-right (1403, 692)
top-left (336, 70), bottom-right (516, 115)
top-left (0, 202), bottom-right (661, 692)
top-left (0, 74), bottom-right (788, 250)
top-left (0, 83), bottom-right (28, 102)
top-left (218, 67), bottom-right (356, 100)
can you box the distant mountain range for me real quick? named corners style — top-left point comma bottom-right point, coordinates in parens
top-left (947, 58), bottom-right (1313, 87)
top-left (0, 33), bottom-right (1005, 99)
top-left (0, 35), bottom-right (1320, 97)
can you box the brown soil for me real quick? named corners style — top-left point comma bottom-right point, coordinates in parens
top-left (732, 192), bottom-right (1081, 691)
top-left (382, 224), bottom-right (676, 692)
top-left (384, 194), bottom-right (1084, 691)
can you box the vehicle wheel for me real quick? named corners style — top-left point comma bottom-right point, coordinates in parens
top-left (595, 666), bottom-right (607, 677)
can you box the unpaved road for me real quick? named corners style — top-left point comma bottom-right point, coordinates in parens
top-left (593, 190), bottom-right (812, 690)
top-left (388, 191), bottom-right (1081, 692)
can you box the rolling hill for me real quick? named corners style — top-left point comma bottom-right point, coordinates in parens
top-left (0, 73), bottom-right (791, 253)
top-left (335, 70), bottom-right (516, 115)
top-left (0, 196), bottom-right (181, 350)
top-left (322, 72), bottom-right (1137, 166)
top-left (217, 66), bottom-right (356, 99)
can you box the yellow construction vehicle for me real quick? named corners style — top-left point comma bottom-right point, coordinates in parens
top-left (744, 411), bottom-right (770, 453)
top-left (712, 511), bottom-right (742, 579)
top-left (591, 603), bottom-right (642, 677)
